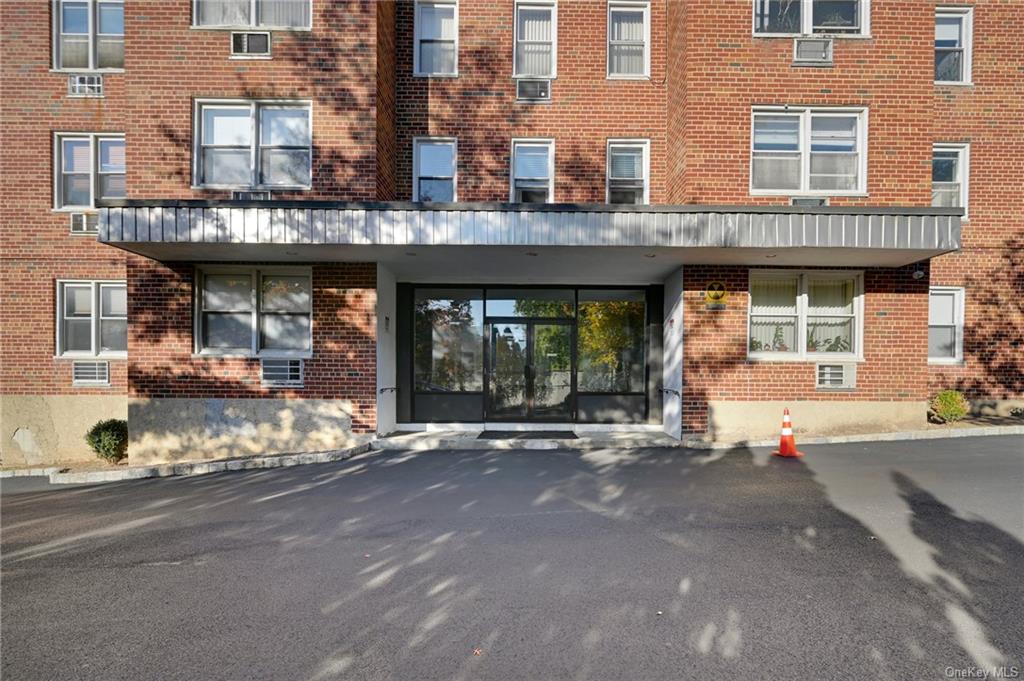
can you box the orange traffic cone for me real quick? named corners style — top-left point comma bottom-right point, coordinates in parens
top-left (772, 408), bottom-right (804, 458)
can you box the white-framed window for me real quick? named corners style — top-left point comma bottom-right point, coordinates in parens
top-left (414, 1), bottom-right (458, 76)
top-left (510, 139), bottom-right (554, 203)
top-left (606, 139), bottom-right (649, 204)
top-left (929, 286), bottom-right (965, 363)
top-left (607, 1), bottom-right (650, 78)
top-left (935, 7), bottom-right (972, 85)
top-left (413, 138), bottom-right (457, 202)
top-left (192, 0), bottom-right (311, 29)
top-left (53, 0), bottom-right (124, 71)
top-left (56, 280), bottom-right (127, 358)
top-left (514, 1), bottom-right (556, 78)
top-left (195, 267), bottom-right (312, 357)
top-left (932, 143), bottom-right (969, 217)
top-left (748, 270), bottom-right (864, 360)
top-left (54, 133), bottom-right (125, 210)
top-left (750, 107), bottom-right (867, 196)
top-left (194, 100), bottom-right (312, 190)
top-left (753, 0), bottom-right (870, 36)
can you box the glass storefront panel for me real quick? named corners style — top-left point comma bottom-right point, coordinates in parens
top-left (485, 289), bottom-right (574, 318)
top-left (414, 288), bottom-right (484, 392)
top-left (577, 290), bottom-right (646, 393)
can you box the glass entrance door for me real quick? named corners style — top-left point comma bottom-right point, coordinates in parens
top-left (487, 320), bottom-right (573, 421)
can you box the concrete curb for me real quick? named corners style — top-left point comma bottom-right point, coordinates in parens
top-left (683, 424), bottom-right (1024, 450)
top-left (0, 467), bottom-right (61, 479)
top-left (371, 436), bottom-right (685, 452)
top-left (34, 444), bottom-right (373, 485)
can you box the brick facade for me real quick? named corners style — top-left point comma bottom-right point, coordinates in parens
top-left (1, 0), bottom-right (1021, 461)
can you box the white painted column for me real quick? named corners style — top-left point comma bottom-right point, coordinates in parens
top-left (375, 264), bottom-right (397, 436)
top-left (662, 266), bottom-right (684, 439)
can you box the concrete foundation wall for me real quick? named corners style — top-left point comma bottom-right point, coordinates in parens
top-left (128, 398), bottom-right (372, 465)
top-left (1, 395), bottom-right (128, 467)
top-left (707, 401), bottom-right (928, 442)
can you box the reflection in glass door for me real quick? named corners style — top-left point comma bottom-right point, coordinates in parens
top-left (488, 323), bottom-right (528, 419)
top-left (487, 321), bottom-right (573, 421)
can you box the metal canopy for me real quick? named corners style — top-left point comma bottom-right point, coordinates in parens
top-left (98, 200), bottom-right (961, 269)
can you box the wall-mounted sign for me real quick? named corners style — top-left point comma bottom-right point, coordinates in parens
top-left (704, 281), bottom-right (728, 310)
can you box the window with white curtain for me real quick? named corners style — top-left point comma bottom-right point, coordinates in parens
top-left (195, 100), bottom-right (311, 189)
top-left (54, 133), bottom-right (125, 210)
top-left (607, 140), bottom-right (648, 204)
top-left (932, 144), bottom-right (969, 215)
top-left (514, 2), bottom-right (556, 78)
top-left (415, 1), bottom-right (458, 76)
top-left (748, 271), bottom-right (863, 359)
top-left (608, 2), bottom-right (649, 78)
top-left (511, 140), bottom-right (554, 203)
top-left (54, 0), bottom-right (124, 70)
top-left (414, 139), bottom-right (456, 201)
top-left (751, 107), bottom-right (866, 195)
top-left (196, 268), bottom-right (312, 356)
top-left (935, 8), bottom-right (972, 84)
top-left (929, 287), bottom-right (964, 362)
top-left (194, 0), bottom-right (311, 28)
top-left (753, 0), bottom-right (868, 35)
top-left (56, 280), bottom-right (127, 357)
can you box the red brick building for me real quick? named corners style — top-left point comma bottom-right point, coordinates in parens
top-left (1, 0), bottom-right (1020, 465)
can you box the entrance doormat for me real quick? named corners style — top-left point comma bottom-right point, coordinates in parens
top-left (478, 431), bottom-right (578, 440)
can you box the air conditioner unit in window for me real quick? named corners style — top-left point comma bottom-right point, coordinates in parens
top-left (793, 37), bottom-right (834, 66)
top-left (68, 74), bottom-right (103, 97)
top-left (816, 363), bottom-right (856, 390)
top-left (261, 359), bottom-right (303, 387)
top-left (516, 79), bottom-right (551, 102)
top-left (72, 361), bottom-right (110, 386)
top-left (69, 213), bottom-right (99, 234)
top-left (231, 32), bottom-right (271, 58)
top-left (231, 190), bottom-right (272, 201)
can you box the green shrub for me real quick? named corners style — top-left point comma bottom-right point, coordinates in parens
top-left (929, 390), bottom-right (970, 424)
top-left (85, 419), bottom-right (128, 463)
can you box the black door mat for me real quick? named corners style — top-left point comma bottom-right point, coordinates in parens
top-left (478, 431), bottom-right (578, 440)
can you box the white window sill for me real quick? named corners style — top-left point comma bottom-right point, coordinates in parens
top-left (935, 81), bottom-right (973, 87)
top-left (512, 74), bottom-right (557, 80)
top-left (189, 25), bottom-right (311, 32)
top-left (753, 32), bottom-right (872, 40)
top-left (53, 206), bottom-right (98, 213)
top-left (229, 55), bottom-right (273, 61)
top-left (414, 72), bottom-right (459, 78)
top-left (72, 381), bottom-right (112, 388)
top-left (193, 352), bottom-right (313, 360)
top-left (190, 185), bottom-right (311, 192)
top-left (928, 358), bottom-right (965, 366)
top-left (606, 74), bottom-right (650, 81)
top-left (747, 354), bottom-right (864, 363)
top-left (750, 191), bottom-right (868, 198)
top-left (50, 68), bottom-right (125, 74)
top-left (56, 353), bottom-right (127, 360)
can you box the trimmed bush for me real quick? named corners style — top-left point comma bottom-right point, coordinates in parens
top-left (85, 419), bottom-right (128, 463)
top-left (929, 390), bottom-right (970, 424)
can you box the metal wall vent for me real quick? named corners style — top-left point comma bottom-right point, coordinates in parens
top-left (261, 359), bottom-right (303, 387)
top-left (68, 74), bottom-right (104, 97)
top-left (72, 361), bottom-right (110, 386)
top-left (816, 363), bottom-right (856, 390)
top-left (516, 79), bottom-right (551, 102)
top-left (793, 37), bottom-right (834, 66)
top-left (231, 32), bottom-right (271, 57)
top-left (70, 213), bottom-right (99, 234)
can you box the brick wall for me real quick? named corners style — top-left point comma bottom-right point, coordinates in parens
top-left (928, 0), bottom-right (1024, 402)
top-left (682, 265), bottom-right (931, 433)
top-left (393, 0), bottom-right (668, 202)
top-left (127, 257), bottom-right (377, 433)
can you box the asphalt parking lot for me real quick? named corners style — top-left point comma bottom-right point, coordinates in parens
top-left (2, 436), bottom-right (1022, 680)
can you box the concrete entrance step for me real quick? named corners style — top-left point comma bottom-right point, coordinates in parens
top-left (372, 430), bottom-right (683, 451)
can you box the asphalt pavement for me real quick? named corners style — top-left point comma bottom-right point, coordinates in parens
top-left (2, 436), bottom-right (1022, 681)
